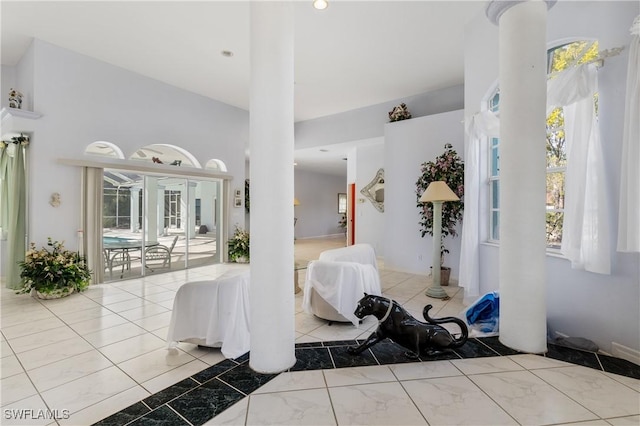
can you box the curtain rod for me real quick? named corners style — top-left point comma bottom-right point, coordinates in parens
top-left (547, 45), bottom-right (625, 79)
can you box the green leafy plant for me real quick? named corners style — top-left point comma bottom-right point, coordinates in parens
top-left (18, 238), bottom-right (91, 295)
top-left (416, 143), bottom-right (465, 261)
top-left (228, 226), bottom-right (250, 262)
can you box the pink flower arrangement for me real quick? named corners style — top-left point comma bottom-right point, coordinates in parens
top-left (416, 143), bottom-right (465, 248)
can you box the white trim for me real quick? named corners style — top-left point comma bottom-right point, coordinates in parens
top-left (58, 157), bottom-right (232, 181)
top-left (611, 342), bottom-right (640, 365)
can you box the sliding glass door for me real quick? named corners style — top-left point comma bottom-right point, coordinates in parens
top-left (102, 169), bottom-right (222, 281)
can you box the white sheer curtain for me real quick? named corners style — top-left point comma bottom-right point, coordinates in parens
top-left (548, 63), bottom-right (610, 274)
top-left (459, 110), bottom-right (499, 303)
top-left (618, 15), bottom-right (640, 253)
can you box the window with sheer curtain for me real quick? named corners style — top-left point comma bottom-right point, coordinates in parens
top-left (487, 40), bottom-right (599, 250)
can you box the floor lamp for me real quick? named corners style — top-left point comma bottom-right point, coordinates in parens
top-left (419, 181), bottom-right (460, 299)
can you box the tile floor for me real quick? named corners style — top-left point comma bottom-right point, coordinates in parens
top-left (1, 237), bottom-right (638, 426)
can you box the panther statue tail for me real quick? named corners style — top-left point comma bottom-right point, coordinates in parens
top-left (422, 304), bottom-right (468, 348)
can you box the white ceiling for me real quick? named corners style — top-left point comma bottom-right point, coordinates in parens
top-left (1, 1), bottom-right (484, 176)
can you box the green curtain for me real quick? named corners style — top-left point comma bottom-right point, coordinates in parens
top-left (2, 142), bottom-right (27, 289)
top-left (0, 144), bottom-right (12, 236)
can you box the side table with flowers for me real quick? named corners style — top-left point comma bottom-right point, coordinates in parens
top-left (18, 238), bottom-right (91, 299)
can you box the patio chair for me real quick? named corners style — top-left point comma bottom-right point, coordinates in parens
top-left (144, 235), bottom-right (179, 271)
top-left (105, 249), bottom-right (131, 279)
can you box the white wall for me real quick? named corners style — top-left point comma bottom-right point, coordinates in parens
top-left (295, 85), bottom-right (464, 149)
top-left (1, 65), bottom-right (17, 109)
top-left (384, 110), bottom-right (465, 276)
top-left (465, 1), bottom-right (639, 354)
top-left (15, 40), bottom-right (248, 251)
top-left (353, 140), bottom-right (384, 254)
top-left (294, 169), bottom-right (346, 239)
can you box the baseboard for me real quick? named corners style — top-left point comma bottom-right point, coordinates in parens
top-left (296, 233), bottom-right (345, 240)
top-left (611, 342), bottom-right (640, 365)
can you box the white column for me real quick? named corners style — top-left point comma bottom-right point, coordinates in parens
top-left (249, 1), bottom-right (296, 373)
top-left (157, 187), bottom-right (165, 238)
top-left (145, 178), bottom-right (158, 243)
top-left (180, 184), bottom-right (197, 239)
top-left (130, 188), bottom-right (140, 232)
top-left (487, 0), bottom-right (551, 353)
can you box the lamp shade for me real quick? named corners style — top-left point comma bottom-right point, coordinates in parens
top-left (419, 181), bottom-right (459, 203)
top-left (294, 198), bottom-right (300, 206)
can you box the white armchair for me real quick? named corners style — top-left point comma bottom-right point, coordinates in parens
top-left (302, 244), bottom-right (381, 325)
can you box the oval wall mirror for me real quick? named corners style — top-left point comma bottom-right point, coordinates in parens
top-left (361, 168), bottom-right (384, 212)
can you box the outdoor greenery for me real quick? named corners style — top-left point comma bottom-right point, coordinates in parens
top-left (416, 144), bottom-right (464, 261)
top-left (228, 226), bottom-right (250, 262)
top-left (18, 238), bottom-right (91, 296)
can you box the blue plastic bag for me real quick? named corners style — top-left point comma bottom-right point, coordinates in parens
top-left (465, 292), bottom-right (499, 334)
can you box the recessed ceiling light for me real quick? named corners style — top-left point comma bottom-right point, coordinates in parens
top-left (221, 50), bottom-right (234, 57)
top-left (313, 0), bottom-right (328, 10)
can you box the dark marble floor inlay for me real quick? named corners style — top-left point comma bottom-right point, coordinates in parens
top-left (169, 378), bottom-right (244, 426)
top-left (93, 401), bottom-right (151, 426)
top-left (290, 347), bottom-right (334, 371)
top-left (546, 342), bottom-right (601, 370)
top-left (330, 345), bottom-right (378, 368)
top-left (92, 337), bottom-right (639, 426)
top-left (143, 378), bottom-right (200, 409)
top-left (129, 405), bottom-right (188, 426)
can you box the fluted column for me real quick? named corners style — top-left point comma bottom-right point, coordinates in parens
top-left (487, 0), bottom-right (554, 353)
top-left (249, 1), bottom-right (296, 373)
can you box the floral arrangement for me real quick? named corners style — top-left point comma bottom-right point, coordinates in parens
top-left (18, 238), bottom-right (91, 297)
top-left (228, 226), bottom-right (250, 262)
top-left (416, 143), bottom-right (465, 258)
top-left (388, 102), bottom-right (412, 122)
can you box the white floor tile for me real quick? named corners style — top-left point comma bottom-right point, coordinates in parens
top-left (323, 365), bottom-right (395, 387)
top-left (56, 306), bottom-right (113, 324)
top-left (0, 340), bottom-right (13, 358)
top-left (329, 381), bottom-right (427, 425)
top-left (8, 326), bottom-right (78, 354)
top-left (2, 316), bottom-right (67, 340)
top-left (27, 350), bottom-right (112, 392)
top-left (40, 296), bottom-right (101, 316)
top-left (58, 386), bottom-right (150, 426)
top-left (132, 310), bottom-right (173, 331)
top-left (253, 370), bottom-right (326, 394)
top-left (469, 370), bottom-right (598, 425)
top-left (403, 376), bottom-right (517, 425)
top-left (533, 366), bottom-right (640, 418)
top-left (1, 309), bottom-right (56, 328)
top-left (117, 347), bottom-right (196, 383)
top-left (606, 415), bottom-right (640, 425)
top-left (389, 360), bottom-right (462, 381)
top-left (141, 358), bottom-right (209, 394)
top-left (203, 398), bottom-right (248, 425)
top-left (0, 372), bottom-right (38, 406)
top-left (247, 388), bottom-right (336, 425)
top-left (0, 394), bottom-right (55, 425)
top-left (99, 332), bottom-right (166, 364)
top-left (508, 353), bottom-right (574, 370)
top-left (40, 366), bottom-right (138, 414)
top-left (450, 356), bottom-right (525, 375)
top-left (67, 313), bottom-right (129, 335)
top-left (1, 354), bottom-right (24, 379)
top-left (117, 303), bottom-right (169, 321)
top-left (83, 322), bottom-right (147, 348)
top-left (16, 336), bottom-right (95, 371)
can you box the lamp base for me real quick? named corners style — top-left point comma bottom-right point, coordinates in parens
top-left (425, 285), bottom-right (450, 300)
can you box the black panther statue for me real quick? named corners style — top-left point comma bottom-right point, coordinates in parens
top-left (347, 294), bottom-right (468, 359)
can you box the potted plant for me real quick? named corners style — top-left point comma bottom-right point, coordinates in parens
top-left (18, 238), bottom-right (91, 299)
top-left (416, 143), bottom-right (464, 285)
top-left (228, 226), bottom-right (250, 263)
